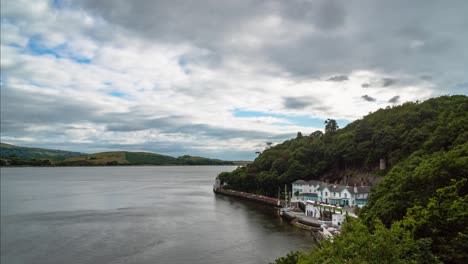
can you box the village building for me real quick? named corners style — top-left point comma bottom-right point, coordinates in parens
top-left (292, 179), bottom-right (371, 208)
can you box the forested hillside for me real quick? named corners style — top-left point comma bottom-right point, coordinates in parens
top-left (0, 144), bottom-right (234, 166)
top-left (219, 95), bottom-right (467, 198)
top-left (273, 142), bottom-right (467, 264)
top-left (0, 143), bottom-right (84, 159)
top-left (256, 95), bottom-right (467, 264)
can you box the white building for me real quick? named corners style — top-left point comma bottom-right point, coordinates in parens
top-left (332, 213), bottom-right (346, 226)
top-left (292, 179), bottom-right (371, 207)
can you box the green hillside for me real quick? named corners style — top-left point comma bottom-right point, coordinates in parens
top-left (0, 143), bottom-right (234, 166)
top-left (239, 95), bottom-right (467, 263)
top-left (176, 155), bottom-right (234, 165)
top-left (0, 143), bottom-right (84, 159)
top-left (58, 151), bottom-right (234, 166)
top-left (219, 95), bottom-right (467, 197)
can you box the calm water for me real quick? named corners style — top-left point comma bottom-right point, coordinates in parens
top-left (1, 166), bottom-right (314, 264)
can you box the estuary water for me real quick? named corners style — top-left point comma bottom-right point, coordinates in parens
top-left (0, 166), bottom-right (314, 264)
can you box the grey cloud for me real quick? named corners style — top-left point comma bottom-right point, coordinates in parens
top-left (105, 116), bottom-right (184, 132)
top-left (105, 116), bottom-right (289, 141)
top-left (76, 0), bottom-right (273, 48)
top-left (361, 95), bottom-right (376, 102)
top-left (280, 0), bottom-right (346, 30)
top-left (282, 97), bottom-right (331, 114)
top-left (327, 75), bottom-right (348, 82)
top-left (0, 86), bottom-right (101, 130)
top-left (361, 78), bottom-right (397, 88)
top-left (283, 97), bottom-right (311, 109)
top-left (388, 96), bottom-right (400, 103)
top-left (382, 78), bottom-right (396, 87)
top-left (174, 123), bottom-right (291, 141)
top-left (420, 75), bottom-right (432, 81)
top-left (71, 0), bottom-right (468, 89)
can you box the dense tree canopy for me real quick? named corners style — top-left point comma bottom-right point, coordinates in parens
top-left (217, 95), bottom-right (468, 263)
top-left (219, 95), bottom-right (468, 197)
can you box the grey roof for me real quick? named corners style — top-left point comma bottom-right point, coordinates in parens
top-left (307, 180), bottom-right (321, 186)
top-left (292, 180), bottom-right (308, 185)
top-left (293, 179), bottom-right (321, 186)
top-left (293, 180), bottom-right (371, 194)
top-left (357, 186), bottom-right (371, 193)
top-left (316, 183), bottom-right (330, 191)
top-left (330, 185), bottom-right (348, 193)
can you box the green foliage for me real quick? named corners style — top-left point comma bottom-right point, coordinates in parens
top-left (0, 142), bottom-right (84, 159)
top-left (126, 152), bottom-right (180, 165)
top-left (297, 218), bottom-right (440, 264)
top-left (222, 95), bottom-right (467, 263)
top-left (0, 146), bottom-right (234, 166)
top-left (0, 157), bottom-right (53, 166)
top-left (361, 143), bottom-right (468, 226)
top-left (270, 251), bottom-right (304, 264)
top-left (176, 155), bottom-right (234, 165)
top-left (219, 95), bottom-right (467, 196)
top-left (401, 178), bottom-right (468, 263)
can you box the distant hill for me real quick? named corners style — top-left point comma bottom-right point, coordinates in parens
top-left (0, 143), bottom-right (84, 159)
top-left (0, 143), bottom-right (234, 166)
top-left (60, 152), bottom-right (234, 166)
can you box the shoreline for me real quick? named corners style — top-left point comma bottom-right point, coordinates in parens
top-left (213, 187), bottom-right (282, 207)
top-left (214, 187), bottom-right (326, 241)
top-left (0, 164), bottom-right (238, 168)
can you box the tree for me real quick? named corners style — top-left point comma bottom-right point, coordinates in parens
top-left (294, 190), bottom-right (300, 197)
top-left (324, 119), bottom-right (338, 134)
top-left (270, 251), bottom-right (304, 264)
top-left (297, 132), bottom-right (303, 138)
top-left (401, 178), bottom-right (468, 263)
top-left (297, 218), bottom-right (439, 264)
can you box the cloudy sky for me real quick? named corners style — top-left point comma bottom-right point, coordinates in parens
top-left (1, 0), bottom-right (467, 160)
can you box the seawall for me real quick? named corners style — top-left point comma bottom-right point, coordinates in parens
top-left (213, 188), bottom-right (282, 207)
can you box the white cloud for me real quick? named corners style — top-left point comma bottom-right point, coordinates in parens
top-left (1, 0), bottom-right (466, 159)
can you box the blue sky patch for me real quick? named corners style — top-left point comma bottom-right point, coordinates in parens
top-left (178, 56), bottom-right (191, 74)
top-left (27, 36), bottom-right (62, 58)
top-left (233, 109), bottom-right (350, 128)
top-left (51, 0), bottom-right (67, 9)
top-left (109, 91), bottom-right (126, 97)
top-left (27, 36), bottom-right (91, 64)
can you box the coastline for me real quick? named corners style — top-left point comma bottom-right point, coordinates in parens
top-left (213, 187), bottom-right (282, 207)
top-left (213, 187), bottom-right (326, 241)
top-left (0, 164), bottom-right (238, 168)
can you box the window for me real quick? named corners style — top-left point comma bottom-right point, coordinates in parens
top-left (325, 192), bottom-right (328, 196)
top-left (344, 193), bottom-right (347, 198)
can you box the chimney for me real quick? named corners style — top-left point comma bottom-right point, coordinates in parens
top-left (380, 158), bottom-right (386, 170)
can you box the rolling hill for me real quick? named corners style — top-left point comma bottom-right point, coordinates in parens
top-left (0, 143), bottom-right (84, 159)
top-left (0, 143), bottom-right (234, 166)
top-left (58, 151), bottom-right (235, 166)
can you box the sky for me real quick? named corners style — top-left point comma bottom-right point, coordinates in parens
top-left (1, 0), bottom-right (467, 160)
